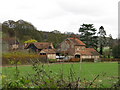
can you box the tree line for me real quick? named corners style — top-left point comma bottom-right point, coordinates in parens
top-left (2, 20), bottom-right (69, 48)
top-left (79, 24), bottom-right (120, 58)
top-left (2, 20), bottom-right (120, 58)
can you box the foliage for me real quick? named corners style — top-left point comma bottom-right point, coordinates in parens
top-left (79, 24), bottom-right (97, 48)
top-left (2, 52), bottom-right (47, 65)
top-left (100, 35), bottom-right (113, 58)
top-left (51, 30), bottom-right (61, 34)
top-left (24, 39), bottom-right (37, 43)
top-left (108, 34), bottom-right (113, 49)
top-left (2, 20), bottom-right (40, 42)
top-left (97, 26), bottom-right (107, 55)
top-left (2, 62), bottom-right (119, 88)
top-left (2, 20), bottom-right (69, 48)
top-left (112, 44), bottom-right (120, 58)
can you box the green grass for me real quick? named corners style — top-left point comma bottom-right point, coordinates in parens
top-left (2, 62), bottom-right (119, 88)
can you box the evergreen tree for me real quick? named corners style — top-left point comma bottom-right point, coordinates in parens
top-left (108, 34), bottom-right (113, 49)
top-left (79, 24), bottom-right (97, 48)
top-left (112, 43), bottom-right (120, 58)
top-left (97, 26), bottom-right (106, 55)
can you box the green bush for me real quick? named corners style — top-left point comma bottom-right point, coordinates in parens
top-left (112, 44), bottom-right (120, 58)
top-left (24, 39), bottom-right (37, 43)
top-left (2, 52), bottom-right (47, 65)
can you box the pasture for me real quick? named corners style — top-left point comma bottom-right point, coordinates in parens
top-left (1, 62), bottom-right (119, 88)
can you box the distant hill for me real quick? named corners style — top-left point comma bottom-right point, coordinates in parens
top-left (2, 20), bottom-right (74, 48)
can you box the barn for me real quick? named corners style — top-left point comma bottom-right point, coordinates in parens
top-left (24, 42), bottom-right (54, 53)
top-left (57, 37), bottom-right (100, 61)
top-left (40, 49), bottom-right (56, 60)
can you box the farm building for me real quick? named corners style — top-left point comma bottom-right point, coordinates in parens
top-left (57, 37), bottom-right (100, 61)
top-left (2, 37), bottom-right (19, 52)
top-left (40, 49), bottom-right (56, 59)
top-left (24, 42), bottom-right (54, 53)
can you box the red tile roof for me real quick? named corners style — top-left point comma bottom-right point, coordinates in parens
top-left (86, 48), bottom-right (96, 52)
top-left (24, 42), bottom-right (52, 49)
top-left (76, 48), bottom-right (100, 56)
top-left (68, 38), bottom-right (86, 46)
top-left (40, 49), bottom-right (56, 54)
top-left (76, 50), bottom-right (92, 55)
top-left (86, 48), bottom-right (100, 56)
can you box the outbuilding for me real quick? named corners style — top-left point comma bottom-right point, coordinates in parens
top-left (24, 42), bottom-right (54, 53)
top-left (40, 49), bottom-right (56, 60)
top-left (57, 37), bottom-right (100, 61)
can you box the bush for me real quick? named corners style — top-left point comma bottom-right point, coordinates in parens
top-left (24, 39), bottom-right (37, 43)
top-left (2, 52), bottom-right (47, 65)
top-left (112, 44), bottom-right (120, 58)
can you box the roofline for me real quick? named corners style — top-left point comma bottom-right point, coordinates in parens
top-left (33, 42), bottom-right (52, 44)
top-left (67, 38), bottom-right (74, 46)
top-left (67, 38), bottom-right (86, 46)
top-left (75, 45), bottom-right (86, 46)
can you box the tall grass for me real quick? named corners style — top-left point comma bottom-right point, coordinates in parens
top-left (2, 60), bottom-right (119, 88)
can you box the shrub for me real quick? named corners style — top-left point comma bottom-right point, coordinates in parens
top-left (112, 44), bottom-right (120, 58)
top-left (2, 52), bottom-right (47, 65)
top-left (24, 39), bottom-right (37, 43)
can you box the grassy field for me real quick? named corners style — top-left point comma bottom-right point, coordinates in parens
top-left (2, 62), bottom-right (119, 88)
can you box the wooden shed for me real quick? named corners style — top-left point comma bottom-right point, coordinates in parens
top-left (24, 42), bottom-right (54, 53)
top-left (40, 49), bottom-right (56, 60)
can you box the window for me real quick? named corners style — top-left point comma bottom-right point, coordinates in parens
top-left (40, 53), bottom-right (46, 55)
top-left (48, 46), bottom-right (52, 49)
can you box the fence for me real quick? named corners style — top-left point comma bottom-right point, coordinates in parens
top-left (101, 58), bottom-right (120, 62)
top-left (69, 58), bottom-right (120, 62)
top-left (52, 58), bottom-right (120, 63)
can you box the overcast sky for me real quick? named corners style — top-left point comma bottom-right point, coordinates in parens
top-left (0, 0), bottom-right (119, 39)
